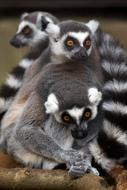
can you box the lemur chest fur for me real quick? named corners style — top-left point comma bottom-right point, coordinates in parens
top-left (44, 116), bottom-right (74, 149)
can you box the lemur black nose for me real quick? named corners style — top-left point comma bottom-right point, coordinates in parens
top-left (71, 129), bottom-right (87, 139)
top-left (73, 47), bottom-right (87, 60)
top-left (79, 47), bottom-right (87, 58)
top-left (10, 35), bottom-right (22, 48)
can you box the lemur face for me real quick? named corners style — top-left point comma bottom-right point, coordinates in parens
top-left (63, 31), bottom-right (92, 60)
top-left (45, 88), bottom-right (102, 139)
top-left (59, 106), bottom-right (96, 139)
top-left (10, 12), bottom-right (58, 48)
top-left (56, 88), bottom-right (101, 139)
top-left (43, 19), bottom-right (99, 62)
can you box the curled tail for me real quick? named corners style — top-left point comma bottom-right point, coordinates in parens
top-left (0, 58), bottom-right (32, 123)
top-left (90, 31), bottom-right (127, 172)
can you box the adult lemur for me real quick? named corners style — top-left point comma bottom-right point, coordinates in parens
top-left (0, 20), bottom-right (103, 177)
top-left (90, 26), bottom-right (127, 173)
top-left (0, 11), bottom-right (59, 122)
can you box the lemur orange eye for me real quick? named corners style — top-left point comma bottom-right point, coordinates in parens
top-left (61, 112), bottom-right (72, 124)
top-left (63, 115), bottom-right (70, 122)
top-left (22, 26), bottom-right (32, 35)
top-left (84, 37), bottom-right (91, 49)
top-left (84, 108), bottom-right (92, 120)
top-left (66, 40), bottom-right (74, 47)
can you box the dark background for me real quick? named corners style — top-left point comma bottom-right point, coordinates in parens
top-left (0, 0), bottom-right (127, 10)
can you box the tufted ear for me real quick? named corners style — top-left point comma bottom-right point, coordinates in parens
top-left (42, 16), bottom-right (60, 41)
top-left (20, 12), bottom-right (29, 20)
top-left (86, 20), bottom-right (100, 34)
top-left (88, 87), bottom-right (102, 105)
top-left (46, 23), bottom-right (60, 39)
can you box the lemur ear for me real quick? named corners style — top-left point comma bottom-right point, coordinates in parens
top-left (41, 16), bottom-right (50, 30)
top-left (20, 12), bottom-right (29, 20)
top-left (86, 20), bottom-right (100, 34)
top-left (88, 87), bottom-right (102, 105)
top-left (41, 16), bottom-right (60, 41)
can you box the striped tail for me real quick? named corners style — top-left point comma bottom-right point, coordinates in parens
top-left (0, 58), bottom-right (33, 123)
top-left (90, 31), bottom-right (127, 172)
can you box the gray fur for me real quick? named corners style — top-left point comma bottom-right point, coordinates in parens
top-left (0, 20), bottom-right (103, 177)
top-left (0, 11), bottom-right (59, 125)
top-left (23, 19), bottom-right (101, 84)
top-left (1, 64), bottom-right (102, 177)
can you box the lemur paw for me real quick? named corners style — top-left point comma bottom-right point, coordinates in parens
top-left (69, 158), bottom-right (100, 178)
top-left (68, 158), bottom-right (90, 178)
top-left (44, 93), bottom-right (59, 114)
top-left (88, 87), bottom-right (102, 105)
top-left (69, 164), bottom-right (86, 178)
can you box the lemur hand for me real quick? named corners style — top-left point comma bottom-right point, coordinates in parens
top-left (68, 159), bottom-right (99, 178)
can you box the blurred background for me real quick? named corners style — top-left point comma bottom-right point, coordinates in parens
top-left (0, 0), bottom-right (127, 84)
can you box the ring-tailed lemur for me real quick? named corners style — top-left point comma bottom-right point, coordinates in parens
top-left (0, 20), bottom-right (103, 177)
top-left (0, 11), bottom-right (59, 124)
top-left (89, 26), bottom-right (127, 173)
top-left (22, 18), bottom-right (101, 83)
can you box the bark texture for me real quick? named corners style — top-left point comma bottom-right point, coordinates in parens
top-left (0, 152), bottom-right (127, 190)
top-left (0, 167), bottom-right (112, 190)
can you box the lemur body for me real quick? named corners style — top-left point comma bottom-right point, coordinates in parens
top-left (0, 20), bottom-right (103, 177)
top-left (90, 28), bottom-right (127, 173)
top-left (1, 62), bottom-right (102, 177)
top-left (0, 11), bottom-right (59, 123)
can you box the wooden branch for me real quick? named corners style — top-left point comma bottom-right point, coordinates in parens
top-left (0, 152), bottom-right (114, 189)
top-left (0, 152), bottom-right (23, 168)
top-left (110, 165), bottom-right (127, 190)
top-left (0, 167), bottom-right (113, 190)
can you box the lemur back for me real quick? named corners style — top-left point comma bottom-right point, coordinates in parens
top-left (0, 11), bottom-right (59, 124)
top-left (90, 28), bottom-right (127, 173)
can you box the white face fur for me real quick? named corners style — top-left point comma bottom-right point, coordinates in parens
top-left (51, 31), bottom-right (93, 61)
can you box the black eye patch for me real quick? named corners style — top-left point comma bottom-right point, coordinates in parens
top-left (64, 36), bottom-right (79, 50)
top-left (83, 36), bottom-right (92, 50)
top-left (21, 26), bottom-right (32, 36)
top-left (41, 16), bottom-right (49, 31)
top-left (83, 108), bottom-right (92, 120)
top-left (61, 112), bottom-right (74, 125)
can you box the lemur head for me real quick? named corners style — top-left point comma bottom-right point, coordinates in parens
top-left (42, 18), bottom-right (99, 63)
top-left (10, 11), bottom-right (59, 48)
top-left (45, 87), bottom-right (102, 139)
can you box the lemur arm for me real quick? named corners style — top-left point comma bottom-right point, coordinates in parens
top-left (13, 92), bottom-right (83, 165)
